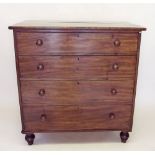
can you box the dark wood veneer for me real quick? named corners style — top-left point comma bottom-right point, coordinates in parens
top-left (20, 80), bottom-right (134, 105)
top-left (16, 32), bottom-right (138, 55)
top-left (23, 104), bottom-right (132, 132)
top-left (19, 56), bottom-right (136, 80)
top-left (9, 21), bottom-right (146, 145)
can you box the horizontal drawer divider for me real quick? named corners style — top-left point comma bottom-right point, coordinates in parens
top-left (17, 53), bottom-right (138, 56)
top-left (22, 103), bottom-right (134, 107)
top-left (19, 78), bottom-right (134, 81)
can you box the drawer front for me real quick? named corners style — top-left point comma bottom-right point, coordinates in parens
top-left (16, 32), bottom-right (138, 55)
top-left (20, 80), bottom-right (134, 105)
top-left (23, 104), bottom-right (132, 131)
top-left (19, 56), bottom-right (136, 80)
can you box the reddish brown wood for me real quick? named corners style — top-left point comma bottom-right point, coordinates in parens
top-left (23, 104), bottom-right (132, 132)
top-left (20, 80), bottom-right (134, 105)
top-left (16, 32), bottom-right (138, 55)
top-left (8, 20), bottom-right (146, 32)
top-left (18, 56), bottom-right (136, 80)
top-left (13, 31), bottom-right (26, 131)
top-left (130, 33), bottom-right (142, 131)
top-left (9, 21), bottom-right (146, 144)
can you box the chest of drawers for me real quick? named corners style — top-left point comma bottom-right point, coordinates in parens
top-left (9, 21), bottom-right (146, 145)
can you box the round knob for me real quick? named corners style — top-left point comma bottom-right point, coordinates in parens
top-left (38, 89), bottom-right (45, 96)
top-left (109, 113), bottom-right (115, 120)
top-left (40, 114), bottom-right (47, 122)
top-left (114, 39), bottom-right (121, 47)
top-left (37, 64), bottom-right (44, 71)
top-left (111, 88), bottom-right (117, 95)
top-left (112, 63), bottom-right (119, 71)
top-left (36, 39), bottom-right (43, 46)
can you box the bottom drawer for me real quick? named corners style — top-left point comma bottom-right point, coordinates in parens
top-left (23, 104), bottom-right (132, 132)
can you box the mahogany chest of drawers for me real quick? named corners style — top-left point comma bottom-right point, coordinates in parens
top-left (9, 21), bottom-right (146, 145)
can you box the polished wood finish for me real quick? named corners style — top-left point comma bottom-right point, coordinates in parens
top-left (20, 80), bottom-right (134, 105)
top-left (120, 131), bottom-right (129, 143)
top-left (8, 20), bottom-right (146, 31)
top-left (23, 104), bottom-right (132, 131)
top-left (25, 133), bottom-right (35, 145)
top-left (19, 56), bottom-right (136, 80)
top-left (9, 21), bottom-right (146, 144)
top-left (16, 32), bottom-right (138, 55)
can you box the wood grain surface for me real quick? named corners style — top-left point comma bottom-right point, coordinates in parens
top-left (23, 104), bottom-right (132, 131)
top-left (19, 56), bottom-right (136, 80)
top-left (20, 80), bottom-right (134, 105)
top-left (16, 32), bottom-right (138, 55)
top-left (9, 20), bottom-right (146, 32)
top-left (9, 21), bottom-right (146, 143)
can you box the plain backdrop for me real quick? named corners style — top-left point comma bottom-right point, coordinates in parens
top-left (0, 3), bottom-right (155, 150)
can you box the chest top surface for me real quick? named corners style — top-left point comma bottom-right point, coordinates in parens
top-left (9, 20), bottom-right (146, 32)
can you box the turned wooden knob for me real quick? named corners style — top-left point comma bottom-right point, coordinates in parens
top-left (38, 89), bottom-right (45, 96)
top-left (40, 114), bottom-right (47, 121)
top-left (77, 81), bottom-right (80, 85)
top-left (37, 64), bottom-right (44, 70)
top-left (114, 39), bottom-right (121, 47)
top-left (112, 63), bottom-right (119, 70)
top-left (109, 113), bottom-right (115, 120)
top-left (111, 88), bottom-right (117, 95)
top-left (36, 39), bottom-right (43, 46)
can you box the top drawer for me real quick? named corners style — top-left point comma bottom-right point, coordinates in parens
top-left (16, 32), bottom-right (138, 55)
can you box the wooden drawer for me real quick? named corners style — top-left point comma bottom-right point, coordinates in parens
top-left (20, 80), bottom-right (134, 105)
top-left (19, 56), bottom-right (136, 80)
top-left (16, 32), bottom-right (138, 55)
top-left (23, 104), bottom-right (132, 131)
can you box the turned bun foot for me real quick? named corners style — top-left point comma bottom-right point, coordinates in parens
top-left (120, 132), bottom-right (129, 143)
top-left (25, 133), bottom-right (35, 145)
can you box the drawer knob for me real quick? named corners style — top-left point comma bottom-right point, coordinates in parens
top-left (40, 114), bottom-right (47, 122)
top-left (114, 39), bottom-right (121, 47)
top-left (111, 88), bottom-right (117, 95)
top-left (36, 39), bottom-right (43, 46)
top-left (37, 64), bottom-right (44, 71)
top-left (112, 63), bottom-right (119, 70)
top-left (77, 81), bottom-right (80, 85)
top-left (38, 89), bottom-right (45, 96)
top-left (109, 113), bottom-right (115, 120)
